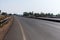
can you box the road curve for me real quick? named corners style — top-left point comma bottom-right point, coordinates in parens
top-left (4, 16), bottom-right (60, 40)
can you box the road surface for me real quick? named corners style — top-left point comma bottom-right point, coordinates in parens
top-left (4, 16), bottom-right (60, 40)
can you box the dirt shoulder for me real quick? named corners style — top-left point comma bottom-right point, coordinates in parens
top-left (0, 16), bottom-right (13, 40)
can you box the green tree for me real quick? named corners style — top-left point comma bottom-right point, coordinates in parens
top-left (45, 13), bottom-right (53, 17)
top-left (56, 14), bottom-right (60, 18)
top-left (0, 10), bottom-right (1, 13)
top-left (34, 13), bottom-right (40, 17)
top-left (40, 12), bottom-right (45, 17)
top-left (23, 12), bottom-right (29, 16)
top-left (29, 12), bottom-right (33, 15)
top-left (1, 12), bottom-right (7, 16)
top-left (0, 10), bottom-right (1, 15)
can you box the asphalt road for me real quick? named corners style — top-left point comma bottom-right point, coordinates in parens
top-left (4, 16), bottom-right (60, 40)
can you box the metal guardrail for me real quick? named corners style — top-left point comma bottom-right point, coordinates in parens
top-left (0, 18), bottom-right (9, 27)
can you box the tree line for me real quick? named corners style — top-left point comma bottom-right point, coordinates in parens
top-left (23, 12), bottom-right (60, 18)
top-left (0, 10), bottom-right (12, 16)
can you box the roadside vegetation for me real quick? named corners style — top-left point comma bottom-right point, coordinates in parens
top-left (0, 10), bottom-right (12, 27)
top-left (23, 11), bottom-right (60, 18)
top-left (0, 15), bottom-right (6, 21)
top-left (0, 10), bottom-right (13, 40)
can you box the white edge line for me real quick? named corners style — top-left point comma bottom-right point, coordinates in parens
top-left (16, 18), bottom-right (26, 40)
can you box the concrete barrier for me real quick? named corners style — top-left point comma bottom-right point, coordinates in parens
top-left (25, 16), bottom-right (60, 22)
top-left (35, 17), bottom-right (60, 22)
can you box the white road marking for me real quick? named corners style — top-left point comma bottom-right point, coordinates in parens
top-left (16, 18), bottom-right (26, 40)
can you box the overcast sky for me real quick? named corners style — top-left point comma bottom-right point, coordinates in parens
top-left (0, 0), bottom-right (60, 15)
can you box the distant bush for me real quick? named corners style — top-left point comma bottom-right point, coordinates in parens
top-left (23, 12), bottom-right (29, 16)
top-left (1, 12), bottom-right (7, 16)
top-left (34, 13), bottom-right (40, 17)
top-left (56, 14), bottom-right (60, 18)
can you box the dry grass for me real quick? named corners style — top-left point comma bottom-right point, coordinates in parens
top-left (0, 15), bottom-right (6, 21)
top-left (0, 15), bottom-right (9, 27)
top-left (0, 17), bottom-right (13, 40)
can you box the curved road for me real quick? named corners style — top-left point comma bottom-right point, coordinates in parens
top-left (4, 16), bottom-right (60, 40)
